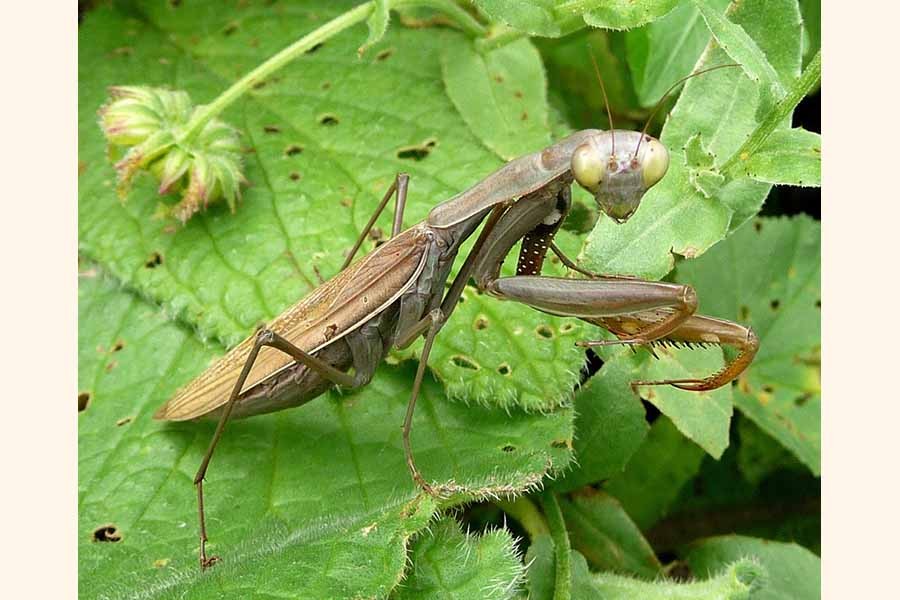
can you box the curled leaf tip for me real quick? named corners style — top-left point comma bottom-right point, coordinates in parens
top-left (98, 85), bottom-right (246, 224)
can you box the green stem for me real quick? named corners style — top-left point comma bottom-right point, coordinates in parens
top-left (180, 0), bottom-right (483, 144)
top-left (721, 49), bottom-right (821, 176)
top-left (539, 492), bottom-right (571, 600)
top-left (181, 1), bottom-right (375, 143)
top-left (496, 497), bottom-right (549, 539)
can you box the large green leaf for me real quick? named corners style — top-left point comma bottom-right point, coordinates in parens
top-left (559, 490), bottom-right (661, 578)
top-left (674, 216), bottom-right (821, 473)
top-left (625, 0), bottom-right (729, 107)
top-left (684, 535), bottom-right (820, 600)
top-left (78, 273), bottom-right (573, 598)
top-left (78, 0), bottom-right (584, 413)
top-left (581, 0), bottom-right (804, 279)
top-left (604, 416), bottom-right (706, 529)
top-left (552, 350), bottom-right (649, 492)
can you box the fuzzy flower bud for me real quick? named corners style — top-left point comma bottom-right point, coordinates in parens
top-left (98, 86), bottom-right (246, 224)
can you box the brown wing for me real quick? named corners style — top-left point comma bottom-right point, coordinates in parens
top-left (155, 226), bottom-right (430, 421)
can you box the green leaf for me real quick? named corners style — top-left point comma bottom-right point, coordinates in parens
top-left (472, 1), bottom-right (566, 37)
top-left (591, 559), bottom-right (766, 599)
top-left (625, 0), bottom-right (730, 107)
top-left (441, 37), bottom-right (551, 160)
top-left (552, 351), bottom-right (649, 492)
top-left (637, 345), bottom-right (734, 458)
top-left (604, 416), bottom-right (706, 529)
top-left (579, 0), bottom-right (682, 31)
top-left (674, 216), bottom-right (821, 474)
top-left (739, 128), bottom-right (821, 187)
top-left (527, 533), bottom-right (766, 600)
top-left (692, 0), bottom-right (787, 111)
top-left (559, 490), bottom-right (662, 578)
top-left (582, 0), bottom-right (802, 279)
top-left (393, 517), bottom-right (525, 599)
top-left (737, 417), bottom-right (804, 485)
top-left (78, 1), bottom-right (580, 412)
top-left (78, 273), bottom-right (573, 597)
top-left (684, 535), bottom-right (820, 600)
top-left (799, 0), bottom-right (821, 69)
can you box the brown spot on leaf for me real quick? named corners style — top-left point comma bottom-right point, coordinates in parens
top-left (285, 144), bottom-right (303, 156)
top-left (93, 524), bottom-right (122, 542)
top-left (78, 392), bottom-right (90, 412)
top-left (289, 171), bottom-right (301, 181)
top-left (319, 114), bottom-right (339, 126)
top-left (145, 252), bottom-right (163, 268)
top-left (116, 416), bottom-right (133, 427)
top-left (376, 48), bottom-right (394, 61)
top-left (474, 316), bottom-right (489, 331)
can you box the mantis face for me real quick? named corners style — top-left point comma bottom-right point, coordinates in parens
top-left (571, 130), bottom-right (669, 223)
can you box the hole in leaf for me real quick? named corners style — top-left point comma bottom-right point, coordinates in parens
top-left (641, 399), bottom-right (661, 424)
top-left (397, 139), bottom-right (436, 161)
top-left (223, 22), bottom-right (238, 36)
top-left (551, 439), bottom-right (569, 449)
top-left (169, 0), bottom-right (181, 7)
top-left (738, 305), bottom-right (750, 321)
top-left (145, 252), bottom-right (163, 269)
top-left (559, 323), bottom-right (575, 334)
top-left (535, 325), bottom-right (554, 339)
top-left (770, 299), bottom-right (780, 310)
top-left (112, 339), bottom-right (125, 352)
top-left (473, 316), bottom-right (489, 331)
top-left (502, 444), bottom-right (516, 453)
top-left (794, 393), bottom-right (813, 407)
top-left (318, 114), bottom-right (339, 126)
top-left (815, 299), bottom-right (821, 308)
top-left (754, 221), bottom-right (763, 232)
top-left (497, 363), bottom-right (511, 376)
top-left (306, 42), bottom-right (324, 54)
top-left (93, 524), bottom-right (122, 543)
top-left (450, 355), bottom-right (479, 370)
top-left (78, 392), bottom-right (90, 412)
top-left (284, 144), bottom-right (303, 156)
top-left (376, 48), bottom-right (394, 61)
top-left (762, 384), bottom-right (775, 394)
top-left (116, 416), bottom-right (133, 427)
top-left (289, 172), bottom-right (301, 181)
top-left (263, 125), bottom-right (281, 134)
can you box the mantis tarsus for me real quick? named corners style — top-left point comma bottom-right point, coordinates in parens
top-left (155, 67), bottom-right (758, 570)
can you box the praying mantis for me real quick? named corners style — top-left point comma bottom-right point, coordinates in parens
top-left (154, 66), bottom-right (758, 570)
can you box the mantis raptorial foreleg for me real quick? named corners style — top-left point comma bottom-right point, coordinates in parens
top-left (470, 183), bottom-right (754, 390)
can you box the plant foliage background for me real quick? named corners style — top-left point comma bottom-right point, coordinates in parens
top-left (78, 1), bottom-right (820, 598)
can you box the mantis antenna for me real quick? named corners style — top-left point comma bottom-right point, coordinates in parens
top-left (588, 47), bottom-right (615, 157)
top-left (632, 63), bottom-right (742, 158)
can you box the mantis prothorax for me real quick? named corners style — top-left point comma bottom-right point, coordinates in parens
top-left (155, 64), bottom-right (756, 570)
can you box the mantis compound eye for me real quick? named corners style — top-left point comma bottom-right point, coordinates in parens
top-left (571, 143), bottom-right (607, 193)
top-left (637, 138), bottom-right (669, 188)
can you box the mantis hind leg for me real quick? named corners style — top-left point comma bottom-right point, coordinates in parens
top-left (193, 329), bottom-right (356, 570)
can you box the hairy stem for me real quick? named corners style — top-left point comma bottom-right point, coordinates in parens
top-left (496, 497), bottom-right (549, 539)
top-left (539, 492), bottom-right (571, 600)
top-left (721, 50), bottom-right (821, 176)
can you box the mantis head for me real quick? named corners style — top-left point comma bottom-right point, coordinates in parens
top-left (571, 131), bottom-right (669, 223)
